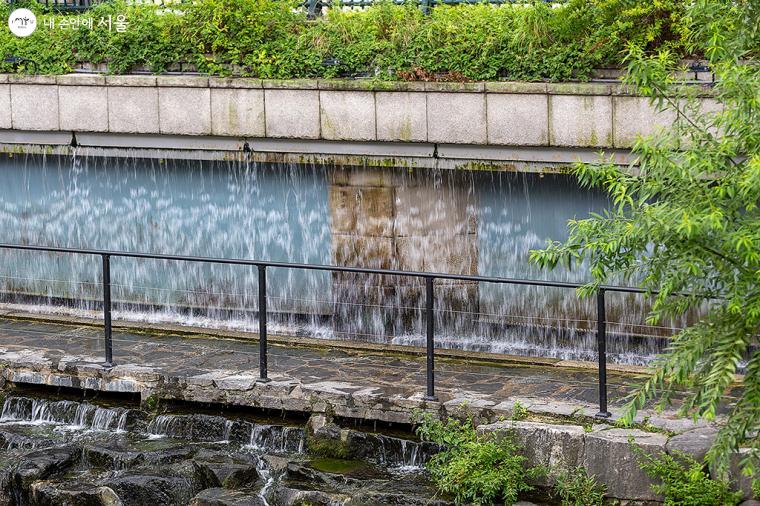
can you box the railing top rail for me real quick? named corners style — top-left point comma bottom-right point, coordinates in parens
top-left (0, 243), bottom-right (647, 294)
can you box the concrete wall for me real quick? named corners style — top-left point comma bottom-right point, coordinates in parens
top-left (0, 74), bottom-right (717, 153)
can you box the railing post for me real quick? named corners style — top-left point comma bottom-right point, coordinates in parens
top-left (101, 254), bottom-right (114, 368)
top-left (595, 288), bottom-right (610, 418)
top-left (424, 276), bottom-right (437, 401)
top-left (257, 264), bottom-right (270, 383)
top-left (306, 0), bottom-right (319, 18)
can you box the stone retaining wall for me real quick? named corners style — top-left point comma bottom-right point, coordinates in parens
top-left (479, 421), bottom-right (754, 503)
top-left (0, 74), bottom-right (717, 152)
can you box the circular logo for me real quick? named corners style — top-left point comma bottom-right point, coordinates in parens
top-left (8, 8), bottom-right (37, 37)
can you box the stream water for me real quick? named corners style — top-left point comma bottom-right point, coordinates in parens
top-left (0, 152), bottom-right (680, 364)
top-left (0, 392), bottom-right (443, 505)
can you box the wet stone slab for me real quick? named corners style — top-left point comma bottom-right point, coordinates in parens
top-left (0, 317), bottom-right (723, 430)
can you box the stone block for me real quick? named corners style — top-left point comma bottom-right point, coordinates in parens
top-left (108, 87), bottom-right (159, 134)
top-left (582, 428), bottom-right (667, 501)
top-left (328, 185), bottom-right (395, 237)
top-left (487, 93), bottom-right (548, 146)
top-left (8, 75), bottom-right (56, 85)
top-left (549, 95), bottom-right (613, 147)
top-left (479, 420), bottom-right (586, 486)
top-left (159, 87), bottom-right (211, 135)
top-left (156, 75), bottom-right (209, 88)
top-left (485, 82), bottom-right (548, 94)
top-left (209, 77), bottom-right (263, 89)
top-left (375, 92), bottom-right (427, 142)
top-left (320, 91), bottom-right (375, 141)
top-left (666, 427), bottom-right (717, 463)
top-left (58, 85), bottom-right (108, 132)
top-left (210, 88), bottom-right (265, 137)
top-left (613, 96), bottom-right (677, 148)
top-left (329, 167), bottom-right (398, 187)
top-left (722, 449), bottom-right (756, 500)
top-left (262, 79), bottom-right (319, 89)
top-left (394, 184), bottom-right (475, 237)
top-left (424, 82), bottom-right (485, 93)
top-left (56, 74), bottom-right (105, 86)
top-left (427, 92), bottom-right (487, 144)
top-left (10, 84), bottom-right (59, 131)
top-left (105, 75), bottom-right (156, 87)
top-left (264, 89), bottom-right (320, 139)
top-left (331, 235), bottom-right (396, 270)
top-left (0, 85), bottom-right (10, 129)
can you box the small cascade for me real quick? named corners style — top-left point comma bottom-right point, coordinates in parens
top-left (0, 397), bottom-right (62, 425)
top-left (222, 419), bottom-right (234, 442)
top-left (116, 411), bottom-right (128, 433)
top-left (248, 424), bottom-right (305, 453)
top-left (0, 397), bottom-right (131, 432)
top-left (146, 414), bottom-right (177, 438)
top-left (91, 407), bottom-right (124, 431)
top-left (371, 434), bottom-right (432, 469)
top-left (72, 404), bottom-right (97, 428)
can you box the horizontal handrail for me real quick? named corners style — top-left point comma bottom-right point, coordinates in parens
top-left (0, 242), bottom-right (651, 418)
top-left (0, 243), bottom-right (646, 294)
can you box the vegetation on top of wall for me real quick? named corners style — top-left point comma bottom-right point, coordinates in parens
top-left (0, 0), bottom-right (691, 81)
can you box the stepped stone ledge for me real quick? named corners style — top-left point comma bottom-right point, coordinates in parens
top-left (0, 321), bottom-right (750, 503)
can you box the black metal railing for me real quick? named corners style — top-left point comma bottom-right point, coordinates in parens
top-left (0, 243), bottom-right (650, 418)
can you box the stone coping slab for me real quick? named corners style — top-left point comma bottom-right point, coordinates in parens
top-left (2, 74), bottom-right (714, 97)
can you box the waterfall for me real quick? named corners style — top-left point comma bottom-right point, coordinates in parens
top-left (0, 397), bottom-right (131, 432)
top-left (0, 152), bottom-right (684, 365)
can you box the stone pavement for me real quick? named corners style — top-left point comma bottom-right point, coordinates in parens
top-left (0, 316), bottom-right (727, 432)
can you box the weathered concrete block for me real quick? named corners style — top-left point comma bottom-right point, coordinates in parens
top-left (108, 87), bottom-right (159, 134)
top-left (394, 184), bottom-right (475, 237)
top-left (11, 85), bottom-right (59, 131)
top-left (56, 74), bottom-right (105, 86)
top-left (331, 234), bottom-right (396, 269)
top-left (329, 167), bottom-right (398, 187)
top-left (156, 75), bottom-right (209, 88)
top-left (328, 185), bottom-right (395, 237)
top-left (375, 92), bottom-right (427, 142)
top-left (722, 448), bottom-right (757, 500)
top-left (613, 96), bottom-right (676, 148)
top-left (58, 85), bottom-right (108, 132)
top-left (159, 87), bottom-right (211, 135)
top-left (264, 89), bottom-right (320, 139)
top-left (0, 85), bottom-right (10, 129)
top-left (479, 420), bottom-right (586, 486)
top-left (427, 92), bottom-right (487, 144)
top-left (582, 428), bottom-right (667, 501)
top-left (210, 88), bottom-right (265, 137)
top-left (105, 75), bottom-right (156, 87)
top-left (320, 91), bottom-right (375, 141)
top-left (487, 93), bottom-right (548, 146)
top-left (549, 95), bottom-right (613, 147)
top-left (665, 426), bottom-right (718, 463)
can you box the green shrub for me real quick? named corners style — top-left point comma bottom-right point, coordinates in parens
top-left (633, 446), bottom-right (743, 506)
top-left (1, 0), bottom-right (690, 80)
top-left (414, 412), bottom-right (544, 505)
top-left (553, 466), bottom-right (606, 506)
